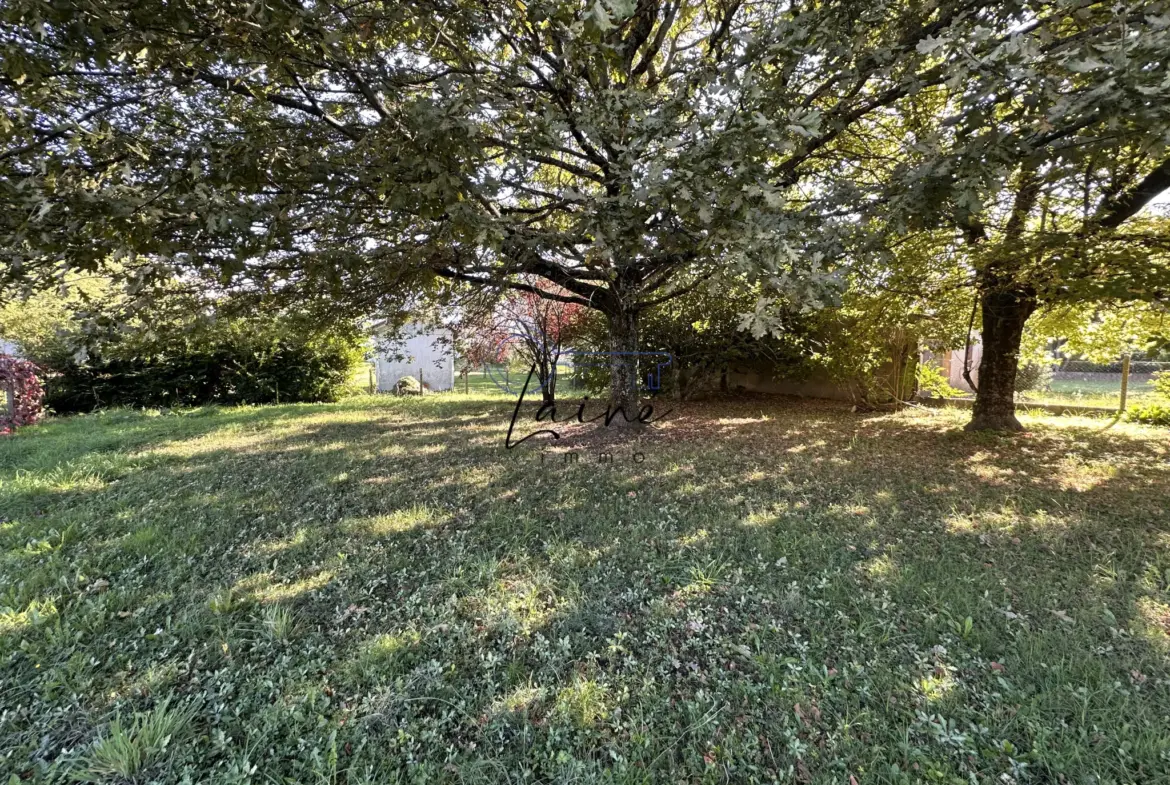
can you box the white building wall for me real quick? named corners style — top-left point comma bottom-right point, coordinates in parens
top-left (948, 345), bottom-right (981, 392)
top-left (374, 323), bottom-right (455, 392)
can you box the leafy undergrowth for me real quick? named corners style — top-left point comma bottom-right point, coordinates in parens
top-left (1, 396), bottom-right (1168, 784)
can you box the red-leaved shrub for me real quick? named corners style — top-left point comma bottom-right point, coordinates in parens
top-left (0, 355), bottom-right (45, 434)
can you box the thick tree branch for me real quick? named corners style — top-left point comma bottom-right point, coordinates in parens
top-left (436, 268), bottom-right (594, 306)
top-left (0, 95), bottom-right (146, 163)
top-left (194, 70), bottom-right (364, 141)
top-left (1094, 158), bottom-right (1170, 230)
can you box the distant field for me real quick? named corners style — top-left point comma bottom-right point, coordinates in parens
top-left (454, 369), bottom-right (589, 397)
top-left (1017, 374), bottom-right (1158, 408)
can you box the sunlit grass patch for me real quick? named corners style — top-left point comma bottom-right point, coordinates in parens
top-left (0, 597), bottom-right (59, 635)
top-left (860, 553), bottom-right (900, 581)
top-left (476, 570), bottom-right (571, 634)
top-left (554, 676), bottom-right (612, 728)
top-left (348, 505), bottom-right (448, 536)
top-left (1051, 456), bottom-right (1121, 492)
top-left (489, 684), bottom-right (548, 718)
top-left (235, 570), bottom-right (334, 604)
top-left (353, 630), bottom-right (426, 681)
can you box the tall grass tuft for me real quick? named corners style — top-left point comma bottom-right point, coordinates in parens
top-left (75, 698), bottom-right (199, 781)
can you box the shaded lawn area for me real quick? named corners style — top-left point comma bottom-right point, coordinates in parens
top-left (1, 395), bottom-right (1168, 784)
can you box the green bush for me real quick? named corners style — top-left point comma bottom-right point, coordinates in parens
top-left (1127, 401), bottom-right (1170, 426)
top-left (43, 313), bottom-right (365, 413)
top-left (570, 285), bottom-right (813, 400)
top-left (1153, 370), bottom-right (1170, 398)
top-left (916, 362), bottom-right (962, 399)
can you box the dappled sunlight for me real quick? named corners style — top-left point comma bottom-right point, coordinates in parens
top-left (1135, 597), bottom-right (1170, 653)
top-left (235, 570), bottom-right (334, 604)
top-left (364, 443), bottom-right (411, 460)
top-left (553, 676), bottom-right (613, 729)
top-left (347, 506), bottom-right (450, 537)
top-left (457, 466), bottom-right (502, 491)
top-left (487, 685), bottom-right (547, 720)
top-left (964, 451), bottom-right (1018, 486)
top-left (543, 540), bottom-right (606, 571)
top-left (153, 429), bottom-right (284, 459)
top-left (467, 570), bottom-right (576, 635)
top-left (1012, 508), bottom-right (1077, 539)
top-left (1052, 456), bottom-right (1121, 492)
top-left (110, 661), bottom-right (181, 704)
top-left (5, 395), bottom-right (1170, 782)
top-left (409, 443), bottom-right (450, 457)
top-left (355, 629), bottom-right (425, 677)
top-left (740, 510), bottom-right (774, 527)
top-left (918, 669), bottom-right (959, 704)
top-left (943, 512), bottom-right (979, 535)
top-left (942, 507), bottom-right (1078, 541)
top-left (859, 553), bottom-right (900, 582)
top-left (248, 529), bottom-right (309, 557)
top-left (814, 454), bottom-right (852, 467)
top-left (0, 597), bottom-right (57, 636)
top-left (715, 416), bottom-right (773, 430)
top-left (676, 528), bottom-right (711, 548)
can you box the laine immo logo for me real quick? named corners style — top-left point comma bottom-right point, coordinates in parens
top-left (483, 332), bottom-right (674, 395)
top-left (484, 330), bottom-right (677, 448)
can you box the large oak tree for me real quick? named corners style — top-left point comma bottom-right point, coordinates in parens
top-left (4, 0), bottom-right (1169, 418)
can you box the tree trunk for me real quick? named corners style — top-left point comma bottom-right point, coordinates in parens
top-left (537, 356), bottom-right (555, 405)
top-left (542, 372), bottom-right (556, 405)
top-left (604, 307), bottom-right (641, 416)
top-left (966, 286), bottom-right (1036, 432)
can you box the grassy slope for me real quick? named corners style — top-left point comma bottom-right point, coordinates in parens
top-left (1, 396), bottom-right (1168, 784)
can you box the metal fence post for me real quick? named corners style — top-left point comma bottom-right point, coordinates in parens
top-left (1118, 354), bottom-right (1131, 414)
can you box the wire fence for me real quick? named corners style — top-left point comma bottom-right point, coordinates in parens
top-left (1018, 358), bottom-right (1169, 408)
top-left (455, 361), bottom-right (590, 397)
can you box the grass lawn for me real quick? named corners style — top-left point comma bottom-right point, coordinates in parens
top-left (2, 395), bottom-right (1169, 784)
top-left (456, 369), bottom-right (588, 397)
top-left (1017, 378), bottom-right (1158, 409)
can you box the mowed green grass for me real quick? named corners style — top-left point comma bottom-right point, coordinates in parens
top-left (1019, 377), bottom-right (1158, 409)
top-left (1, 395), bottom-right (1169, 784)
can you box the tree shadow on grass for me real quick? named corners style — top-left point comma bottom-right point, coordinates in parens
top-left (2, 397), bottom-right (1169, 782)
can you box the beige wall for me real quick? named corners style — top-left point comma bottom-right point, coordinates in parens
top-left (924, 347), bottom-right (980, 393)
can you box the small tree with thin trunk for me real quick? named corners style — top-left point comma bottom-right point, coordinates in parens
top-left (494, 284), bottom-right (587, 405)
